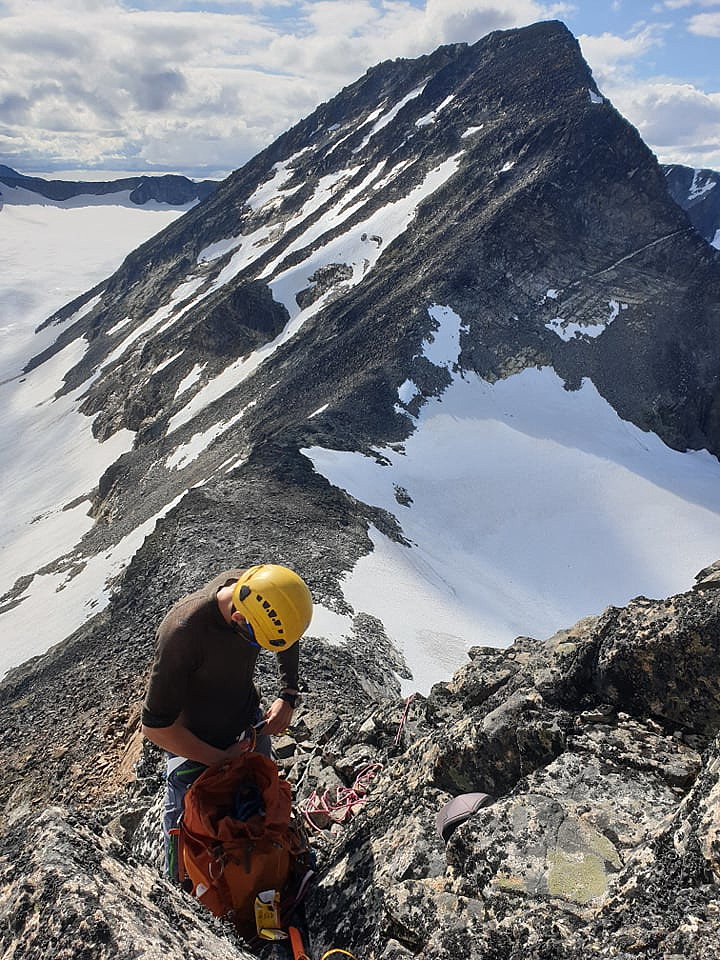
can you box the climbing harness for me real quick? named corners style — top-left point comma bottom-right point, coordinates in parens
top-left (298, 763), bottom-right (383, 832)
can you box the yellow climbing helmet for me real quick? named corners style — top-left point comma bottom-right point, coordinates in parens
top-left (232, 564), bottom-right (313, 651)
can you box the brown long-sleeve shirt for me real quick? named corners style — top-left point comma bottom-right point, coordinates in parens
top-left (142, 569), bottom-right (299, 749)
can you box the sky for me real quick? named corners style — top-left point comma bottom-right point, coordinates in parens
top-left (0, 0), bottom-right (719, 179)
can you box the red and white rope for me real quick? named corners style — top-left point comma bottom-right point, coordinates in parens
top-left (298, 762), bottom-right (383, 832)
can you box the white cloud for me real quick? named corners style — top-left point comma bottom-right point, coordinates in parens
top-left (609, 79), bottom-right (720, 167)
top-left (688, 11), bottom-right (720, 33)
top-left (0, 0), bottom-right (572, 175)
top-left (578, 21), bottom-right (720, 169)
top-left (0, 0), bottom-right (716, 175)
top-left (578, 24), bottom-right (668, 82)
top-left (658, 0), bottom-right (720, 9)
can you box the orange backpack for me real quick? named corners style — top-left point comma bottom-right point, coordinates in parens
top-left (178, 753), bottom-right (307, 938)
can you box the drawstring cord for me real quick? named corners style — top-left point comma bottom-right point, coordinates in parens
top-left (299, 763), bottom-right (383, 832)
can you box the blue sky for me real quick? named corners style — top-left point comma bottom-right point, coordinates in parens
top-left (0, 0), bottom-right (718, 177)
top-left (567, 2), bottom-right (718, 87)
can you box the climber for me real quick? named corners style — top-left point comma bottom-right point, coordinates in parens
top-left (140, 563), bottom-right (313, 880)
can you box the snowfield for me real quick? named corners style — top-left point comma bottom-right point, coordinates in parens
top-left (0, 198), bottom-right (187, 675)
top-left (0, 199), bottom-right (186, 381)
top-left (305, 306), bottom-right (720, 694)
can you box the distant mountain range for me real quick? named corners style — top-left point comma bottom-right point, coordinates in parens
top-left (0, 163), bottom-right (218, 206)
top-left (663, 163), bottom-right (720, 249)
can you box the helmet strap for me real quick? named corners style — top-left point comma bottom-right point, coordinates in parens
top-left (231, 605), bottom-right (260, 648)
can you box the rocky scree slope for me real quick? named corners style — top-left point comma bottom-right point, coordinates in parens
top-left (6, 19), bottom-right (720, 630)
top-left (4, 565), bottom-right (720, 958)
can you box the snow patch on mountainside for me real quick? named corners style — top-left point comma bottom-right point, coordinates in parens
top-left (174, 362), bottom-right (206, 398)
top-left (166, 401), bottom-right (256, 471)
top-left (99, 276), bottom-right (206, 375)
top-left (0, 336), bottom-right (135, 598)
top-left (281, 165), bottom-right (365, 236)
top-left (545, 300), bottom-right (627, 341)
top-left (423, 304), bottom-right (466, 365)
top-left (246, 151), bottom-right (308, 212)
top-left (165, 153), bottom-right (464, 437)
top-left (396, 304), bottom-right (466, 409)
top-left (304, 307), bottom-right (720, 694)
top-left (354, 82), bottom-right (428, 154)
top-left (689, 169), bottom-right (717, 201)
top-left (416, 94), bottom-right (455, 127)
top-left (0, 492), bottom-right (184, 673)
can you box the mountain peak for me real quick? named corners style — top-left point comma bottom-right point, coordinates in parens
top-left (7, 19), bottom-right (719, 655)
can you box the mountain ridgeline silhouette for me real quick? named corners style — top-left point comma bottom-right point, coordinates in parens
top-left (0, 164), bottom-right (217, 205)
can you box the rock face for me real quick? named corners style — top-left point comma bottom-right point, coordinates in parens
top-left (0, 164), bottom-right (217, 206)
top-left (4, 569), bottom-right (720, 958)
top-left (664, 163), bottom-right (720, 249)
top-left (303, 578), bottom-right (720, 959)
top-left (0, 806), bottom-right (255, 960)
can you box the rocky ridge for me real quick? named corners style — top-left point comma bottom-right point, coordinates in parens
top-left (5, 19), bottom-right (720, 674)
top-left (4, 19), bottom-right (720, 959)
top-left (3, 565), bottom-right (720, 958)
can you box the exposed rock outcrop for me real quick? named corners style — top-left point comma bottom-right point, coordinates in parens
top-left (3, 568), bottom-right (720, 958)
top-left (0, 806), bottom-right (254, 960)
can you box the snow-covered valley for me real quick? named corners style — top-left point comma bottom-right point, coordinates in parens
top-left (0, 197), bottom-right (187, 673)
